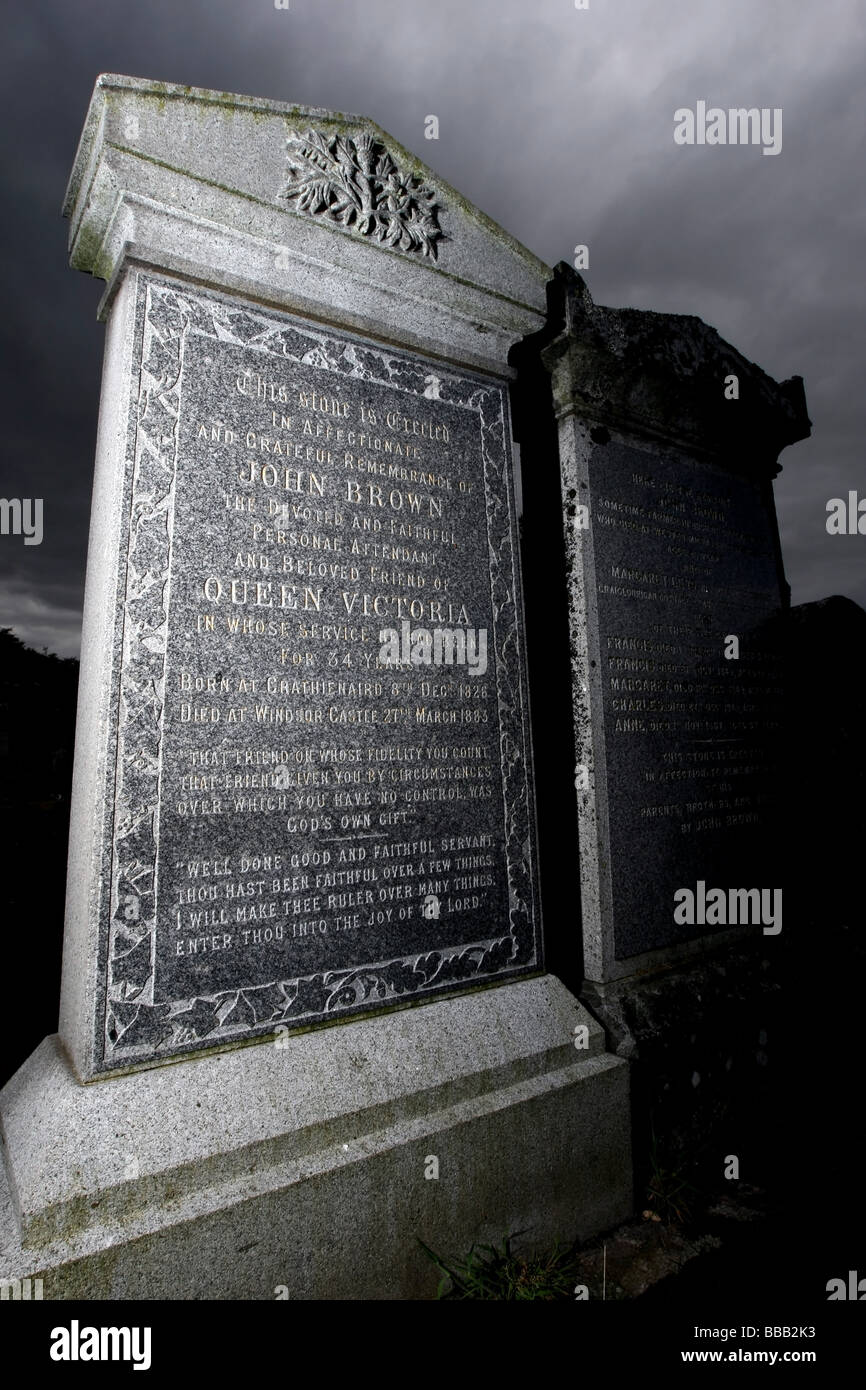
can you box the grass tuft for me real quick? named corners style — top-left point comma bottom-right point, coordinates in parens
top-left (418, 1231), bottom-right (582, 1300)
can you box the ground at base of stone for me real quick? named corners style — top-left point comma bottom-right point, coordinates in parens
top-left (570, 1184), bottom-right (765, 1301)
top-left (581, 1179), bottom-right (864, 1308)
top-left (423, 1186), bottom-right (762, 1300)
top-left (431, 1180), bottom-right (858, 1304)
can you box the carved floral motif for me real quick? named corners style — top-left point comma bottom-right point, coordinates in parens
top-left (279, 130), bottom-right (443, 259)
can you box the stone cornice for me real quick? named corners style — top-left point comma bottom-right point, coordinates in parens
top-left (62, 75), bottom-right (549, 374)
top-left (542, 265), bottom-right (811, 477)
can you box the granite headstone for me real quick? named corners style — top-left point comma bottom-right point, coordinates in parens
top-left (543, 270), bottom-right (810, 982)
top-left (0, 81), bottom-right (631, 1300)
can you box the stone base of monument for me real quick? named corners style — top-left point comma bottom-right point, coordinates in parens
top-left (0, 976), bottom-right (630, 1300)
top-left (581, 942), bottom-right (780, 1196)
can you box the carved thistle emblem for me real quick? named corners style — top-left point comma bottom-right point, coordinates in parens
top-left (279, 130), bottom-right (443, 260)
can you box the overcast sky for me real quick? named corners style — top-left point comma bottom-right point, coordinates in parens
top-left (1, 0), bottom-right (863, 657)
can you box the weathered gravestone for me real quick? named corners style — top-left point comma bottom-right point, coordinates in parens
top-left (535, 267), bottom-right (810, 1174)
top-left (543, 270), bottom-right (810, 986)
top-left (0, 78), bottom-right (630, 1299)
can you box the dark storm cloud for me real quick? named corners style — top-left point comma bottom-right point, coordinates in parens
top-left (1, 0), bottom-right (863, 655)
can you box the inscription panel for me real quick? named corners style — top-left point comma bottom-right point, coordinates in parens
top-left (589, 442), bottom-right (783, 960)
top-left (100, 273), bottom-right (539, 1071)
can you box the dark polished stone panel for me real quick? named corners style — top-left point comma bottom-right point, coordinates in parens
top-left (97, 272), bottom-right (540, 1071)
top-left (590, 440), bottom-right (784, 961)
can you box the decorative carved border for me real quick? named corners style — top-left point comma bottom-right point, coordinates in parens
top-left (101, 276), bottom-right (537, 1069)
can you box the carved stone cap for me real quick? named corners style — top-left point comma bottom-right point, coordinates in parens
top-left (542, 265), bottom-right (811, 477)
top-left (62, 75), bottom-right (548, 373)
